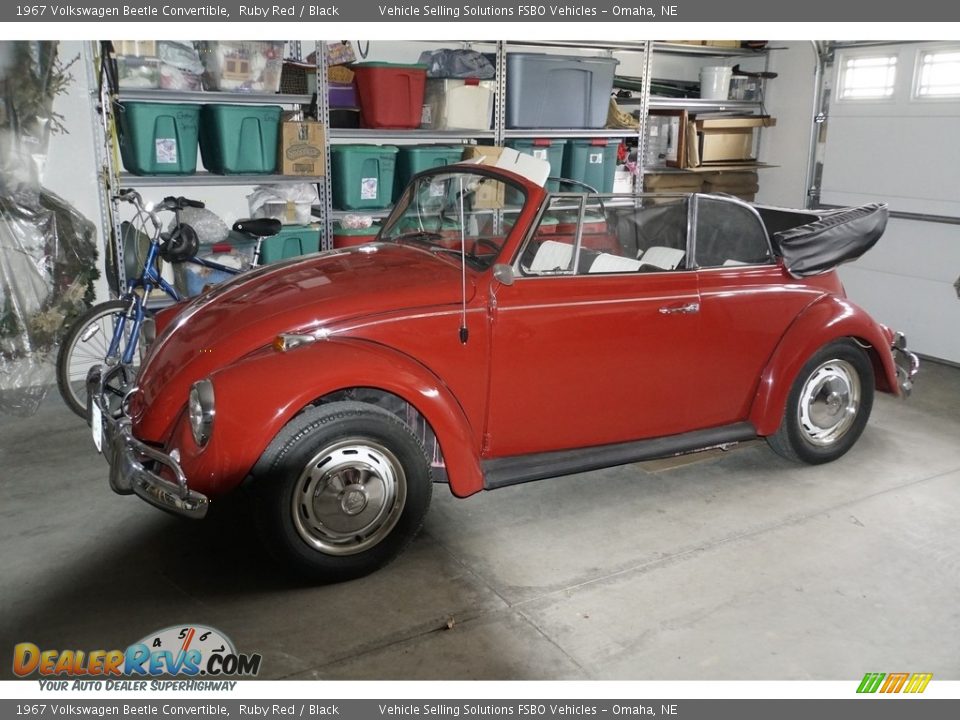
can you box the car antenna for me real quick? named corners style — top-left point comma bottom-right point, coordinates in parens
top-left (458, 176), bottom-right (469, 344)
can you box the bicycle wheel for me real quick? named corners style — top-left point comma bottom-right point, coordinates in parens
top-left (56, 300), bottom-right (140, 419)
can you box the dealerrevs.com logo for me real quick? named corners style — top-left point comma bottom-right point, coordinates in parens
top-left (13, 625), bottom-right (261, 689)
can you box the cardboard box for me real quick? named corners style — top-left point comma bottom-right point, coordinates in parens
top-left (462, 146), bottom-right (505, 209)
top-left (694, 116), bottom-right (775, 165)
top-left (279, 119), bottom-right (326, 177)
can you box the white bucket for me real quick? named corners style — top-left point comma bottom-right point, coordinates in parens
top-left (700, 66), bottom-right (733, 100)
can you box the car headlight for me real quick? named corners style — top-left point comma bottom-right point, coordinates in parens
top-left (188, 379), bottom-right (215, 447)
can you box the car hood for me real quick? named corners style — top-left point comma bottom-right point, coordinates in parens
top-left (134, 243), bottom-right (475, 438)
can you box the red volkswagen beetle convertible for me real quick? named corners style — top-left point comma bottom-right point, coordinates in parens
top-left (89, 164), bottom-right (918, 581)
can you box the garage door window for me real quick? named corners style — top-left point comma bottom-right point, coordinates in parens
top-left (838, 54), bottom-right (898, 100)
top-left (914, 48), bottom-right (960, 98)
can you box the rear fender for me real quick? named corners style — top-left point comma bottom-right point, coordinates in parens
top-left (749, 295), bottom-right (899, 436)
top-left (176, 338), bottom-right (484, 498)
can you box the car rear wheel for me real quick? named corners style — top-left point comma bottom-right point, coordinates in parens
top-left (767, 340), bottom-right (875, 464)
top-left (254, 401), bottom-right (432, 582)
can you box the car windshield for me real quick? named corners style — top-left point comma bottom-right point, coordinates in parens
top-left (380, 168), bottom-right (527, 271)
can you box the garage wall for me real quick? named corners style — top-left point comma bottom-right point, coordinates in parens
top-left (756, 42), bottom-right (818, 208)
top-left (45, 42), bottom-right (109, 303)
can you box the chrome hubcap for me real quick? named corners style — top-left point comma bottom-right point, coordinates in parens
top-left (292, 439), bottom-right (406, 556)
top-left (798, 359), bottom-right (861, 447)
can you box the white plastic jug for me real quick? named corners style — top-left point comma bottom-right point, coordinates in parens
top-left (700, 66), bottom-right (733, 100)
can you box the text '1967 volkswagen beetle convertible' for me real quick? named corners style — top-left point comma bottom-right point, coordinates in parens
top-left (88, 163), bottom-right (919, 582)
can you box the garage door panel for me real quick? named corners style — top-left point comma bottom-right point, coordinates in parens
top-left (840, 218), bottom-right (960, 284)
top-left (839, 266), bottom-right (960, 361)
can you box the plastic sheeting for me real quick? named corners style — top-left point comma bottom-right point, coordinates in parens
top-left (1, 41), bottom-right (98, 415)
top-left (417, 49), bottom-right (495, 79)
top-left (0, 190), bottom-right (98, 415)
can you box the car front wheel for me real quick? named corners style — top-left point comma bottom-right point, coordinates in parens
top-left (254, 401), bottom-right (432, 582)
top-left (767, 339), bottom-right (875, 464)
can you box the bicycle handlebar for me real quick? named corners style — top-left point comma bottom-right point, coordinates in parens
top-left (162, 196), bottom-right (206, 211)
top-left (114, 190), bottom-right (206, 232)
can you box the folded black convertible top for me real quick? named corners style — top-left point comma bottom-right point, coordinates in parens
top-left (771, 203), bottom-right (888, 278)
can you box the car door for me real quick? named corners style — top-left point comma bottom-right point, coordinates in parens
top-left (484, 195), bottom-right (703, 458)
top-left (691, 195), bottom-right (826, 427)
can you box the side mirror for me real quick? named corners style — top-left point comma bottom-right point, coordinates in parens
top-left (492, 264), bottom-right (515, 286)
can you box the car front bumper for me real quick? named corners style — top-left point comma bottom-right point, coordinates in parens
top-left (892, 332), bottom-right (920, 397)
top-left (87, 365), bottom-right (209, 520)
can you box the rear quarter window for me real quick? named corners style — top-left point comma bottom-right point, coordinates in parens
top-left (695, 196), bottom-right (773, 268)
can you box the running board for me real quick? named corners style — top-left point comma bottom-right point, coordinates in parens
top-left (482, 423), bottom-right (757, 490)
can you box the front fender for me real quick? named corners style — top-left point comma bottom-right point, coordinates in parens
top-left (749, 294), bottom-right (899, 436)
top-left (173, 338), bottom-right (484, 498)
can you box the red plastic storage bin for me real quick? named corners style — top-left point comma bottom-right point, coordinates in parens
top-left (353, 63), bottom-right (427, 129)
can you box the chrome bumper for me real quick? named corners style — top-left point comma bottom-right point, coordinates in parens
top-left (87, 365), bottom-right (209, 520)
top-left (892, 332), bottom-right (920, 397)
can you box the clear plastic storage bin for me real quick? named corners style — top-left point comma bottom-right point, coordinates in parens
top-left (195, 41), bottom-right (285, 93)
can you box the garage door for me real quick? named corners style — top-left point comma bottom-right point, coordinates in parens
top-left (818, 42), bottom-right (960, 363)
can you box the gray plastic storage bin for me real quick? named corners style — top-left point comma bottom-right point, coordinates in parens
top-left (506, 53), bottom-right (619, 129)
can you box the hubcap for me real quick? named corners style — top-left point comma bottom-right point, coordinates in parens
top-left (798, 359), bottom-right (861, 447)
top-left (291, 439), bottom-right (406, 556)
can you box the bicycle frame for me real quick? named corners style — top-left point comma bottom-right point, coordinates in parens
top-left (105, 232), bottom-right (250, 367)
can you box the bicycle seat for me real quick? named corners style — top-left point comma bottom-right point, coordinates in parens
top-left (233, 218), bottom-right (282, 238)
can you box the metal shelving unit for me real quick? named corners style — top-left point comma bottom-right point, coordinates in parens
top-left (90, 41), bottom-right (323, 293)
top-left (652, 42), bottom-right (771, 58)
top-left (638, 43), bottom-right (774, 189)
top-left (328, 128), bottom-right (495, 142)
top-left (116, 89), bottom-right (313, 105)
top-left (118, 172), bottom-right (324, 187)
top-left (645, 97), bottom-right (763, 112)
top-left (504, 128), bottom-right (642, 139)
top-left (93, 40), bottom-right (775, 286)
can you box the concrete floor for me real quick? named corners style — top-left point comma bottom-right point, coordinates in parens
top-left (2, 361), bottom-right (959, 681)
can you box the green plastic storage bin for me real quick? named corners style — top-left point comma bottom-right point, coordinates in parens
top-left (561, 138), bottom-right (619, 193)
top-left (506, 139), bottom-right (567, 192)
top-left (199, 104), bottom-right (281, 174)
top-left (333, 225), bottom-right (381, 249)
top-left (117, 101), bottom-right (200, 175)
top-left (394, 145), bottom-right (465, 201)
top-left (504, 138), bottom-right (567, 205)
top-left (330, 145), bottom-right (399, 210)
top-left (259, 224), bottom-right (321, 264)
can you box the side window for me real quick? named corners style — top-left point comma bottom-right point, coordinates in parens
top-left (520, 195), bottom-right (693, 276)
top-left (518, 197), bottom-right (577, 275)
top-left (694, 197), bottom-right (772, 268)
top-left (613, 196), bottom-right (689, 272)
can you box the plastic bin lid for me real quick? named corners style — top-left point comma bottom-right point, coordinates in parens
top-left (203, 103), bottom-right (283, 112)
top-left (353, 62), bottom-right (428, 70)
top-left (558, 211), bottom-right (606, 223)
top-left (334, 224), bottom-right (381, 235)
top-left (399, 217), bottom-right (461, 230)
top-left (507, 52), bottom-right (620, 65)
top-left (399, 144), bottom-right (464, 153)
top-left (331, 144), bottom-right (400, 153)
top-left (568, 137), bottom-right (620, 146)
top-left (508, 138), bottom-right (568, 146)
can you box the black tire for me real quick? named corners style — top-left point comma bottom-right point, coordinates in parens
top-left (56, 300), bottom-right (138, 419)
top-left (253, 401), bottom-right (433, 583)
top-left (767, 339), bottom-right (875, 464)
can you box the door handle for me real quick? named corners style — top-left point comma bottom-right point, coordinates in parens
top-left (658, 302), bottom-right (700, 315)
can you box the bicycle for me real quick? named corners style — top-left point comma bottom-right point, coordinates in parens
top-left (56, 189), bottom-right (281, 418)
